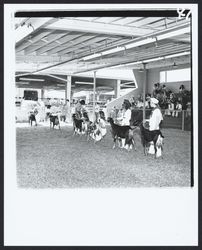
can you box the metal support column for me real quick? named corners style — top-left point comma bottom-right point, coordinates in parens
top-left (114, 79), bottom-right (121, 98)
top-left (93, 71), bottom-right (96, 122)
top-left (143, 63), bottom-right (147, 121)
top-left (65, 75), bottom-right (72, 104)
top-left (182, 110), bottom-right (185, 131)
top-left (41, 88), bottom-right (45, 101)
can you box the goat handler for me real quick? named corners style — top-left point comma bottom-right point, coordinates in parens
top-left (116, 99), bottom-right (132, 149)
top-left (146, 97), bottom-right (163, 155)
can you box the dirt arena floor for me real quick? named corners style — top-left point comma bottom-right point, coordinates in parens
top-left (16, 123), bottom-right (192, 188)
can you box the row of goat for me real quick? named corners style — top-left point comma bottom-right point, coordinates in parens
top-left (72, 111), bottom-right (107, 142)
top-left (28, 109), bottom-right (164, 158)
top-left (72, 111), bottom-right (164, 158)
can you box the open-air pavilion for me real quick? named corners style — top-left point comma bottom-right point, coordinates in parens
top-left (14, 8), bottom-right (192, 188)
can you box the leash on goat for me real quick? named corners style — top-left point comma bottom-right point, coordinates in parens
top-left (130, 121), bottom-right (143, 130)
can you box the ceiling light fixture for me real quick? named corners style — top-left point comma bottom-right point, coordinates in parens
top-left (124, 61), bottom-right (142, 66)
top-left (57, 84), bottom-right (65, 86)
top-left (75, 81), bottom-right (94, 85)
top-left (157, 26), bottom-right (190, 40)
top-left (143, 57), bottom-right (164, 63)
top-left (19, 77), bottom-right (44, 82)
top-left (82, 53), bottom-right (102, 61)
top-left (80, 24), bottom-right (190, 62)
top-left (164, 51), bottom-right (190, 59)
top-left (125, 37), bottom-right (155, 50)
top-left (16, 81), bottom-right (29, 85)
top-left (109, 51), bottom-right (190, 69)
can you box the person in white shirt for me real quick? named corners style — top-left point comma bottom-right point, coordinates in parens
top-left (147, 98), bottom-right (163, 155)
top-left (122, 101), bottom-right (132, 126)
top-left (165, 101), bottom-right (175, 116)
top-left (117, 99), bottom-right (132, 149)
top-left (149, 98), bottom-right (163, 131)
top-left (172, 101), bottom-right (182, 117)
top-left (116, 100), bottom-right (132, 126)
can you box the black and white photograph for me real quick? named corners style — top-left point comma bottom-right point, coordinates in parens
top-left (4, 3), bottom-right (198, 246)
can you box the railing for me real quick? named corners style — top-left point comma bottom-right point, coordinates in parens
top-left (161, 109), bottom-right (191, 131)
top-left (108, 108), bottom-right (191, 131)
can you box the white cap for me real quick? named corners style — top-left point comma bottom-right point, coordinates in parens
top-left (150, 97), bottom-right (159, 104)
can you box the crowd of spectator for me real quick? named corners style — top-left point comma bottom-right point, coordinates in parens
top-left (120, 83), bottom-right (191, 118)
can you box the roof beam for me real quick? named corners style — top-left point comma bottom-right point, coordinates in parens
top-left (35, 33), bottom-right (70, 54)
top-left (45, 18), bottom-right (152, 37)
top-left (110, 17), bottom-right (142, 25)
top-left (57, 35), bottom-right (101, 55)
top-left (55, 34), bottom-right (96, 54)
top-left (16, 31), bottom-right (52, 52)
top-left (129, 17), bottom-right (163, 27)
top-left (56, 36), bottom-right (108, 56)
top-left (44, 33), bottom-right (83, 54)
top-left (16, 54), bottom-right (71, 63)
top-left (15, 18), bottom-right (55, 44)
top-left (24, 33), bottom-right (70, 55)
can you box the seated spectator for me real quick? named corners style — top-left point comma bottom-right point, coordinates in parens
top-left (165, 99), bottom-right (175, 116)
top-left (159, 94), bottom-right (168, 109)
top-left (129, 96), bottom-right (135, 106)
top-left (179, 88), bottom-right (191, 110)
top-left (136, 100), bottom-right (144, 108)
top-left (186, 102), bottom-right (191, 117)
top-left (179, 84), bottom-right (185, 93)
top-left (162, 84), bottom-right (167, 94)
top-left (146, 93), bottom-right (151, 99)
top-left (136, 95), bottom-right (144, 108)
top-left (152, 82), bottom-right (162, 97)
top-left (144, 95), bottom-right (151, 108)
top-left (152, 83), bottom-right (158, 97)
top-left (172, 100), bottom-right (182, 117)
top-left (169, 92), bottom-right (176, 103)
top-left (162, 84), bottom-right (171, 98)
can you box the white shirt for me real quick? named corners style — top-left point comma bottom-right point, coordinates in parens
top-left (149, 108), bottom-right (163, 131)
top-left (168, 103), bottom-right (174, 110)
top-left (122, 109), bottom-right (131, 126)
top-left (176, 103), bottom-right (182, 110)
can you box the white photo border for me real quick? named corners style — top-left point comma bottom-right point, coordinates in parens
top-left (4, 4), bottom-right (198, 246)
